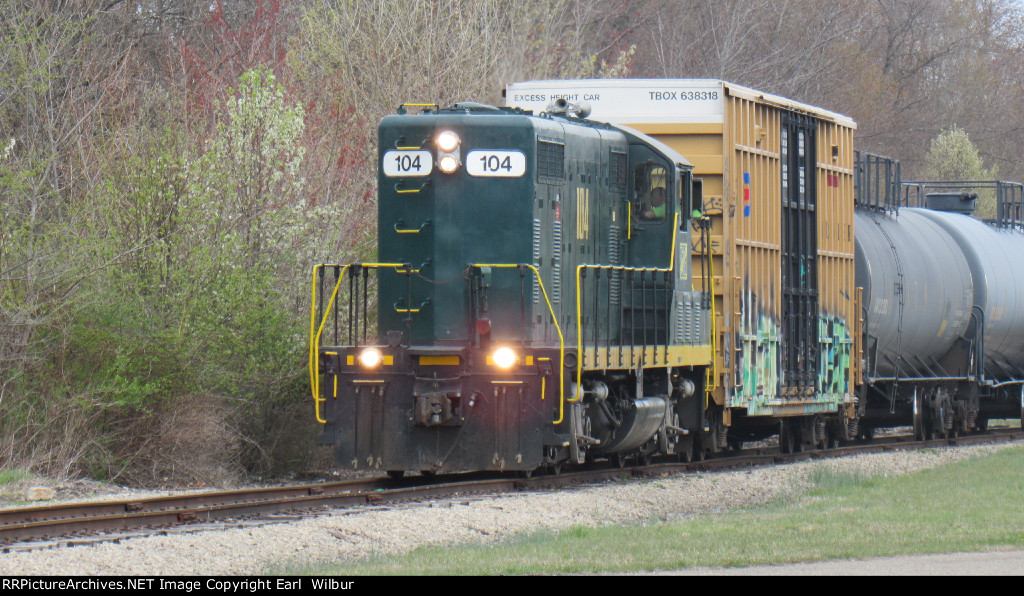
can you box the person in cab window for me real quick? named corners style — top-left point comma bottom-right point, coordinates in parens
top-left (642, 186), bottom-right (666, 220)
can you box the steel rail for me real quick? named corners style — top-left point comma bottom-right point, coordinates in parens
top-left (2, 428), bottom-right (1020, 549)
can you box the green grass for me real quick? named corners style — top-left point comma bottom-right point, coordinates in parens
top-left (0, 468), bottom-right (37, 507)
top-left (0, 469), bottom-right (32, 486)
top-left (277, 446), bottom-right (1024, 575)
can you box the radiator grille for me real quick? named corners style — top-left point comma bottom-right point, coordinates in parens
top-left (532, 218), bottom-right (542, 303)
top-left (609, 151), bottom-right (627, 190)
top-left (674, 292), bottom-right (707, 345)
top-left (552, 219), bottom-right (562, 304)
top-left (608, 225), bottom-right (622, 304)
top-left (537, 141), bottom-right (565, 180)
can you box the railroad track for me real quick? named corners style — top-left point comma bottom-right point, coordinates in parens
top-left (2, 428), bottom-right (1020, 552)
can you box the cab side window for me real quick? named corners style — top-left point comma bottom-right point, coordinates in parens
top-left (633, 162), bottom-right (669, 223)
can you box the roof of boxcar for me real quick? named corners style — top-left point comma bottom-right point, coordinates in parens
top-left (504, 79), bottom-right (856, 129)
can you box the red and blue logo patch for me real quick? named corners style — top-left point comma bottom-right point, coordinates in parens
top-left (743, 172), bottom-right (751, 217)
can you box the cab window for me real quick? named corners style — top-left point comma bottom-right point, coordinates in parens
top-left (633, 161), bottom-right (669, 223)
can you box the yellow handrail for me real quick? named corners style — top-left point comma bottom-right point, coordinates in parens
top-left (309, 262), bottom-right (566, 424)
top-left (703, 216), bottom-right (719, 406)
top-left (309, 262), bottom-right (409, 423)
top-left (574, 212), bottom-right (680, 393)
top-left (311, 209), bottom-right (689, 430)
top-left (468, 263), bottom-right (567, 424)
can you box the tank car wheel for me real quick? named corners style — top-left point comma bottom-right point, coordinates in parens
top-left (386, 470), bottom-right (405, 480)
top-left (913, 391), bottom-right (927, 441)
top-left (925, 407), bottom-right (940, 440)
top-left (639, 451), bottom-right (653, 467)
top-left (612, 452), bottom-right (629, 469)
top-left (944, 420), bottom-right (959, 439)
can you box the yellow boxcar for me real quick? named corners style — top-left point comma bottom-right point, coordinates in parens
top-left (506, 79), bottom-right (858, 420)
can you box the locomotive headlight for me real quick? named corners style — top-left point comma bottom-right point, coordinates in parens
top-left (358, 347), bottom-right (383, 368)
top-left (436, 130), bottom-right (461, 174)
top-left (438, 153), bottom-right (460, 174)
top-left (436, 130), bottom-right (460, 152)
top-left (492, 347), bottom-right (517, 369)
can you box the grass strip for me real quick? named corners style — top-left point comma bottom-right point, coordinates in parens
top-left (0, 469), bottom-right (32, 486)
top-left (285, 445), bottom-right (1024, 575)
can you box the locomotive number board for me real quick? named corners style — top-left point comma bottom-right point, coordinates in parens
top-left (466, 150), bottom-right (526, 177)
top-left (383, 150), bottom-right (432, 177)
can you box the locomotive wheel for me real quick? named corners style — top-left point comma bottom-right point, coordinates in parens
top-left (692, 438), bottom-right (707, 461)
top-left (677, 435), bottom-right (695, 462)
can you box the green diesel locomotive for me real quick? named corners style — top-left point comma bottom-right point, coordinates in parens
top-left (311, 99), bottom-right (716, 475)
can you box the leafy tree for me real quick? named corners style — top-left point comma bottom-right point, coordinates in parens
top-left (921, 127), bottom-right (999, 218)
top-left (0, 3), bottom-right (106, 473)
top-left (59, 67), bottom-right (316, 482)
top-left (190, 66), bottom-right (306, 267)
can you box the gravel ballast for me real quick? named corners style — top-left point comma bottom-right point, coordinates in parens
top-left (0, 441), bottom-right (1019, 575)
